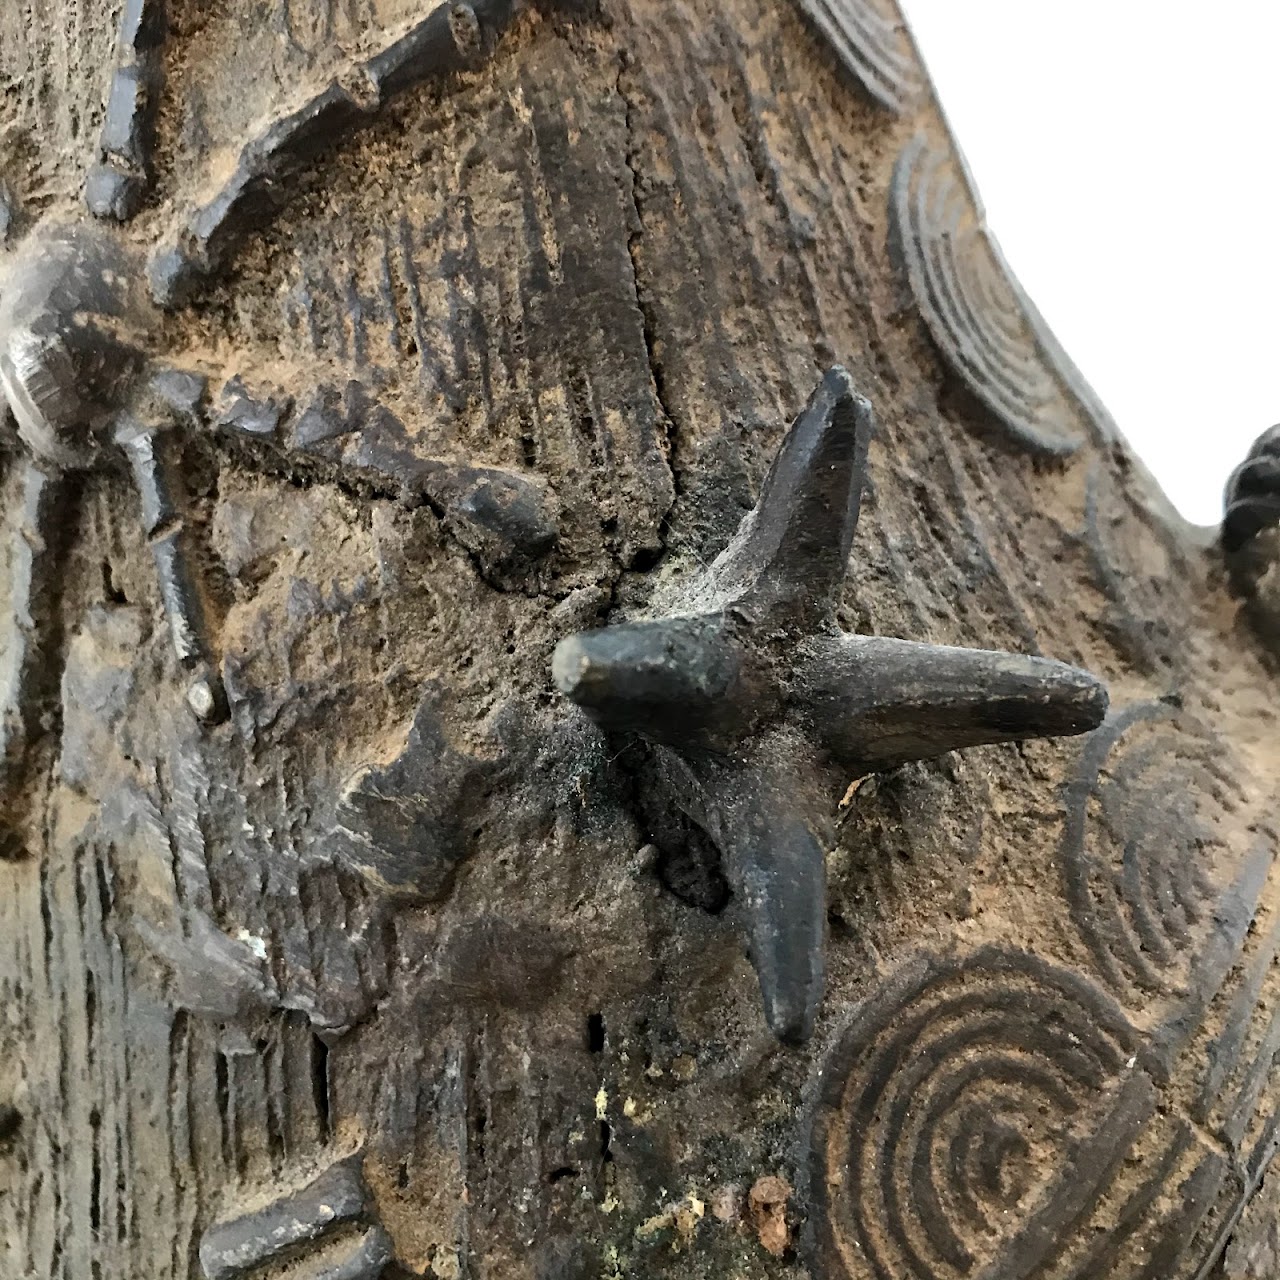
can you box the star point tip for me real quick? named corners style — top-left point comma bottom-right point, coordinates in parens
top-left (550, 617), bottom-right (744, 748)
top-left (706, 365), bottom-right (875, 625)
top-left (799, 636), bottom-right (1110, 774)
top-left (549, 634), bottom-right (590, 699)
top-left (718, 782), bottom-right (827, 1044)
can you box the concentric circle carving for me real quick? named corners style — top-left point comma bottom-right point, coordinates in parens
top-left (889, 134), bottom-right (1087, 457)
top-left (1060, 701), bottom-right (1242, 1001)
top-left (793, 0), bottom-right (925, 114)
top-left (808, 948), bottom-right (1141, 1279)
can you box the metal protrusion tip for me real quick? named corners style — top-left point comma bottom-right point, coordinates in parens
top-left (551, 635), bottom-right (590, 702)
top-left (187, 674), bottom-right (227, 724)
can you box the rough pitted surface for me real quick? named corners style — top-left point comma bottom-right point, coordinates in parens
top-left (0, 2), bottom-right (1277, 1279)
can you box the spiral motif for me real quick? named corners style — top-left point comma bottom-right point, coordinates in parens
top-left (889, 134), bottom-right (1086, 457)
top-left (809, 948), bottom-right (1141, 1280)
top-left (793, 0), bottom-right (925, 114)
top-left (1060, 703), bottom-right (1242, 1001)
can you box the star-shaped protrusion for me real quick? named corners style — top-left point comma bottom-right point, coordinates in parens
top-left (552, 369), bottom-right (1108, 1043)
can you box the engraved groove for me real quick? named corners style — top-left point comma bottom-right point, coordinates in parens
top-left (1196, 913), bottom-right (1280, 1123)
top-left (149, 0), bottom-right (522, 307)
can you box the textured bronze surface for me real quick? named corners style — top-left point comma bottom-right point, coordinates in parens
top-left (0, 1), bottom-right (1277, 1277)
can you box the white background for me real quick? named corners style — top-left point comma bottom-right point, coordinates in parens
top-left (902, 1), bottom-right (1280, 528)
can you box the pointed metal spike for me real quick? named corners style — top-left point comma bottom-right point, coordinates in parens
top-left (798, 635), bottom-right (1109, 775)
top-left (551, 615), bottom-right (750, 751)
top-left (705, 367), bottom-right (874, 625)
top-left (714, 777), bottom-right (828, 1043)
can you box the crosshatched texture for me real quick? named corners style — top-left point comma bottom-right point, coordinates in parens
top-left (1, 1), bottom-right (1278, 1278)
